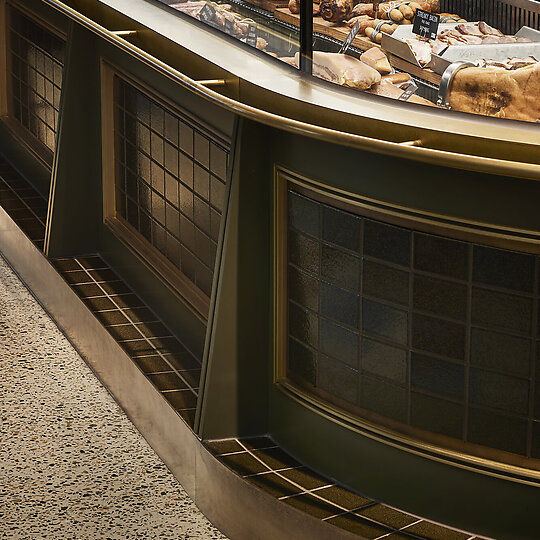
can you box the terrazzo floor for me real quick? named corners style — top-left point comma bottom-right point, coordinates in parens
top-left (0, 254), bottom-right (227, 539)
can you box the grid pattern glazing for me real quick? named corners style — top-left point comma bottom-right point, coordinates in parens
top-left (8, 7), bottom-right (65, 152)
top-left (286, 188), bottom-right (540, 459)
top-left (207, 436), bottom-right (485, 540)
top-left (113, 77), bottom-right (229, 298)
top-left (52, 255), bottom-right (202, 427)
top-left (0, 155), bottom-right (47, 250)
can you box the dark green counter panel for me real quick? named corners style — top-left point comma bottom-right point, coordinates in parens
top-left (46, 23), bottom-right (102, 257)
top-left (197, 118), bottom-right (273, 439)
top-left (269, 387), bottom-right (539, 540)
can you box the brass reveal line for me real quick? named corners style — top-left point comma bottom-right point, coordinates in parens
top-left (196, 79), bottom-right (227, 88)
top-left (111, 30), bottom-right (138, 36)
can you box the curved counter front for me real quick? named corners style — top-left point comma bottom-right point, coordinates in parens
top-left (0, 0), bottom-right (539, 538)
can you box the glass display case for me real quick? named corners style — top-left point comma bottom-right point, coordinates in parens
top-left (155, 0), bottom-right (540, 122)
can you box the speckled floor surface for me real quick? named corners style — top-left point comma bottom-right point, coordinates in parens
top-left (0, 255), bottom-right (227, 539)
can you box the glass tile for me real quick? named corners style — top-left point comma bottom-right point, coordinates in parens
top-left (361, 338), bottom-right (407, 384)
top-left (289, 338), bottom-right (317, 385)
top-left (403, 521), bottom-right (469, 540)
top-left (289, 229), bottom-right (319, 276)
top-left (289, 301), bottom-right (318, 349)
top-left (532, 422), bottom-right (540, 459)
top-left (179, 153), bottom-right (194, 188)
top-left (321, 244), bottom-right (360, 291)
top-left (410, 392), bottom-right (464, 439)
top-left (362, 299), bottom-right (407, 346)
top-left (179, 184), bottom-right (194, 221)
top-left (411, 353), bottom-right (465, 400)
top-left (321, 283), bottom-right (359, 327)
top-left (469, 368), bottom-right (529, 415)
top-left (194, 132), bottom-right (210, 168)
top-left (470, 328), bottom-right (530, 377)
top-left (357, 504), bottom-right (417, 529)
top-left (473, 245), bottom-right (534, 293)
top-left (210, 176), bottom-right (226, 212)
top-left (194, 196), bottom-right (211, 236)
top-left (210, 143), bottom-right (228, 181)
top-left (179, 123), bottom-right (194, 156)
top-left (321, 204), bottom-right (361, 252)
top-left (165, 202), bottom-right (180, 239)
top-left (413, 274), bottom-right (467, 321)
top-left (164, 111), bottom-right (178, 145)
top-left (359, 375), bottom-right (407, 423)
top-left (283, 494), bottom-right (339, 521)
top-left (246, 472), bottom-right (302, 499)
top-left (320, 318), bottom-right (358, 368)
top-left (326, 513), bottom-right (391, 538)
top-left (364, 219), bottom-right (410, 267)
top-left (151, 161), bottom-right (165, 196)
top-left (164, 141), bottom-right (178, 176)
top-left (151, 191), bottom-right (165, 226)
top-left (315, 486), bottom-right (371, 511)
top-left (194, 164), bottom-right (210, 200)
top-left (362, 260), bottom-right (409, 306)
top-left (414, 233), bottom-right (469, 280)
top-left (472, 287), bottom-right (532, 334)
top-left (317, 355), bottom-right (358, 403)
top-left (288, 266), bottom-right (319, 313)
top-left (412, 314), bottom-right (466, 361)
top-left (288, 191), bottom-right (320, 238)
top-left (164, 172), bottom-right (179, 209)
top-left (467, 407), bottom-right (528, 455)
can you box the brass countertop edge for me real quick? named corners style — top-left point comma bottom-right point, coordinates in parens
top-left (41, 0), bottom-right (540, 179)
top-left (277, 381), bottom-right (540, 487)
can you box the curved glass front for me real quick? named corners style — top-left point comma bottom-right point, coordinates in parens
top-left (154, 0), bottom-right (540, 124)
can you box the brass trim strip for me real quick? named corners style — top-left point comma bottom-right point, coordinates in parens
top-left (39, 0), bottom-right (540, 180)
top-left (279, 166), bottom-right (540, 254)
top-left (277, 380), bottom-right (540, 487)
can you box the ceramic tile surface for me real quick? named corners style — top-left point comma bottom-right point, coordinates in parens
top-left (0, 255), bottom-right (226, 539)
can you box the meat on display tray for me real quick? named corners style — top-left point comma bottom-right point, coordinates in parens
top-left (274, 7), bottom-right (382, 51)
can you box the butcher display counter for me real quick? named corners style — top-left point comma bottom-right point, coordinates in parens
top-left (1, 0), bottom-right (540, 538)
top-left (158, 0), bottom-right (540, 122)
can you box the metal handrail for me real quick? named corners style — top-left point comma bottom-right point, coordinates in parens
top-left (41, 0), bottom-right (540, 181)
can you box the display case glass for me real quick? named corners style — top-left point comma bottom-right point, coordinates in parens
top-left (154, 0), bottom-right (540, 123)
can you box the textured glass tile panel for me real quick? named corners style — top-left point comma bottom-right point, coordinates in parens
top-left (289, 338), bottom-right (317, 385)
top-left (364, 220), bottom-right (410, 267)
top-left (412, 314), bottom-right (466, 361)
top-left (411, 392), bottom-right (464, 439)
top-left (414, 233), bottom-right (468, 280)
top-left (318, 355), bottom-right (358, 403)
top-left (359, 376), bottom-right (407, 423)
top-left (321, 244), bottom-right (360, 291)
top-left (473, 245), bottom-right (534, 293)
top-left (113, 77), bottom-right (229, 299)
top-left (468, 407), bottom-right (528, 455)
top-left (532, 422), bottom-right (540, 459)
top-left (288, 191), bottom-right (319, 237)
top-left (289, 301), bottom-right (318, 349)
top-left (411, 353), bottom-right (465, 400)
top-left (469, 368), bottom-right (529, 415)
top-left (362, 260), bottom-right (409, 306)
top-left (470, 328), bottom-right (531, 377)
top-left (472, 287), bottom-right (532, 334)
top-left (413, 275), bottom-right (467, 321)
top-left (320, 318), bottom-right (358, 369)
top-left (322, 205), bottom-right (361, 252)
top-left (320, 283), bottom-right (359, 327)
top-left (535, 383), bottom-right (540, 420)
top-left (289, 229), bottom-right (319, 276)
top-left (361, 338), bottom-right (407, 384)
top-left (362, 299), bottom-right (408, 346)
top-left (288, 266), bottom-right (319, 313)
top-left (8, 7), bottom-right (65, 152)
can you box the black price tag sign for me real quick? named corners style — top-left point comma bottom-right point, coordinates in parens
top-left (339, 18), bottom-right (362, 54)
top-left (199, 3), bottom-right (216, 24)
top-left (412, 9), bottom-right (440, 40)
top-left (398, 80), bottom-right (419, 101)
top-left (224, 17), bottom-right (235, 35)
top-left (246, 24), bottom-right (258, 47)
